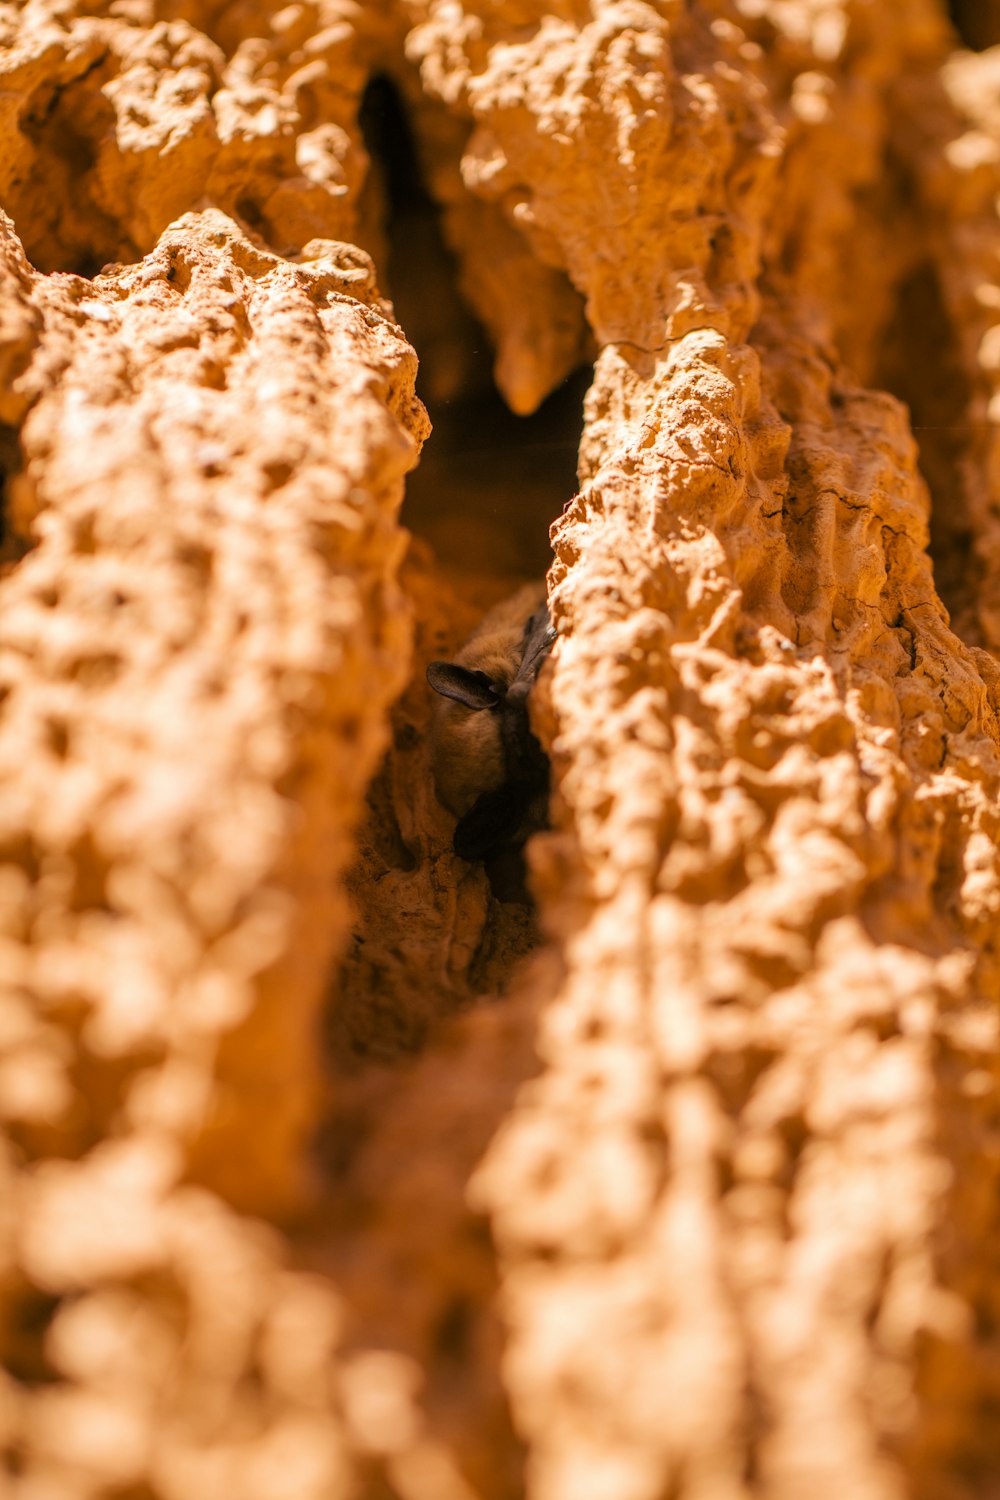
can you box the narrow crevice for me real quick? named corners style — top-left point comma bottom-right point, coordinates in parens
top-left (947, 1), bottom-right (1000, 50)
top-left (327, 72), bottom-right (587, 1075)
top-left (315, 85), bottom-right (585, 1495)
top-left (0, 1283), bottom-right (62, 1387)
top-left (0, 431), bottom-right (12, 571)
top-left (871, 258), bottom-right (979, 639)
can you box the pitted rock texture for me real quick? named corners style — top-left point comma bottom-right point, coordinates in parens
top-left (3, 4), bottom-right (1000, 1500)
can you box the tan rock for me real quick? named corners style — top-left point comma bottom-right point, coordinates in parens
top-left (2, 2), bottom-right (1000, 1499)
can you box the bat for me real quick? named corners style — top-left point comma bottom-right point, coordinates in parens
top-left (426, 583), bottom-right (555, 861)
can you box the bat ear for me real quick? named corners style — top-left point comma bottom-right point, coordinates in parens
top-left (426, 661), bottom-right (502, 709)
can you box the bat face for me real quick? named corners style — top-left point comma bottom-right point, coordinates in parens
top-left (426, 585), bottom-right (555, 861)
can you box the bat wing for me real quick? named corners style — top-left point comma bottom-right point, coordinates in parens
top-left (453, 782), bottom-right (532, 861)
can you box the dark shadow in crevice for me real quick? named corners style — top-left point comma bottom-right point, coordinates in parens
top-left (947, 0), bottom-right (1000, 50)
top-left (0, 424), bottom-right (36, 576)
top-left (871, 259), bottom-right (979, 638)
top-left (359, 72), bottom-right (490, 413)
top-left (359, 73), bottom-right (588, 583)
top-left (360, 73), bottom-right (431, 226)
top-left (406, 370), bottom-right (591, 583)
top-left (0, 1281), bottom-right (62, 1387)
top-left (13, 57), bottom-right (130, 277)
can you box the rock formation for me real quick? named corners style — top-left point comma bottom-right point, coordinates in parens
top-left (1, 2), bottom-right (1000, 1498)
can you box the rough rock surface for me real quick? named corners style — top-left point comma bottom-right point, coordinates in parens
top-left (3, 3), bottom-right (1000, 1500)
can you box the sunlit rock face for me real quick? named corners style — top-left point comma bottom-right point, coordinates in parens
top-left (2, 4), bottom-right (1000, 1499)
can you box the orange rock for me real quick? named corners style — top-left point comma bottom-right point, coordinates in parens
top-left (2, 3), bottom-right (1000, 1499)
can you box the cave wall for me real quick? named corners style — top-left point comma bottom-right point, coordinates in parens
top-left (2, 3), bottom-right (1000, 1499)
